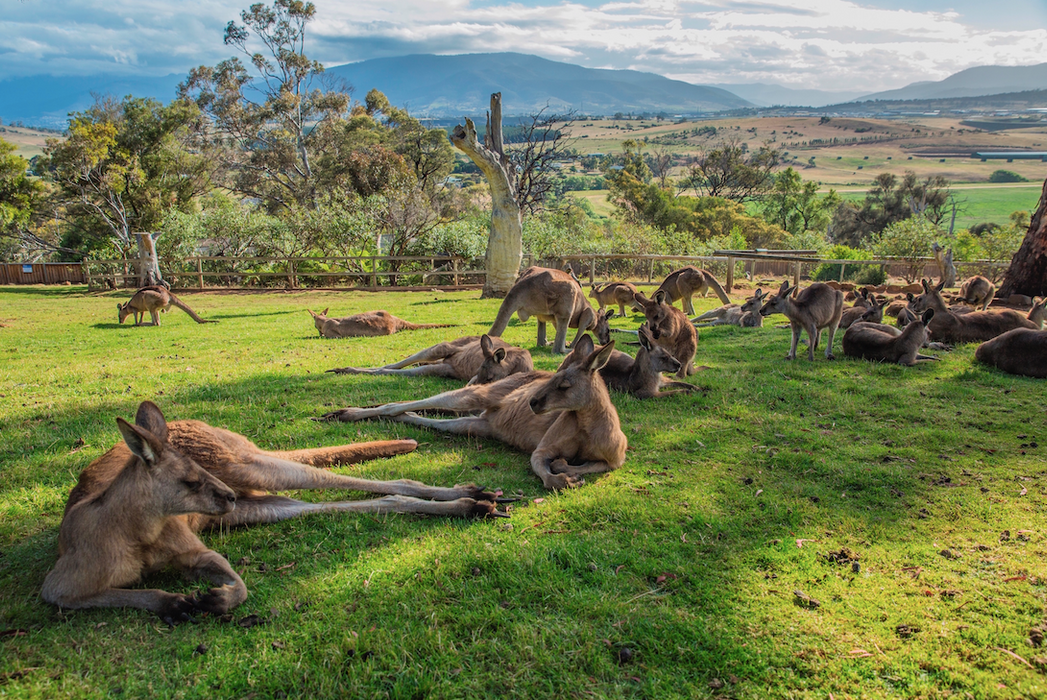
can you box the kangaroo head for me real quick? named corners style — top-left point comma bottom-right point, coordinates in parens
top-left (117, 302), bottom-right (132, 324)
top-left (116, 401), bottom-right (236, 518)
top-left (532, 340), bottom-right (615, 415)
top-left (861, 296), bottom-right (886, 324)
top-left (635, 290), bottom-right (675, 339)
top-left (1029, 297), bottom-right (1047, 327)
top-left (594, 309), bottom-right (614, 345)
top-left (760, 281), bottom-right (794, 317)
top-left (469, 335), bottom-right (512, 386)
top-left (911, 280), bottom-right (945, 313)
top-left (638, 324), bottom-right (680, 375)
top-left (588, 284), bottom-right (599, 299)
top-left (307, 308), bottom-right (329, 335)
top-left (740, 289), bottom-right (764, 314)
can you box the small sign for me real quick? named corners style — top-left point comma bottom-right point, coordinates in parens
top-left (21, 264), bottom-right (32, 273)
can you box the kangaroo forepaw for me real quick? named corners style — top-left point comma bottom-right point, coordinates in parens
top-left (455, 483), bottom-right (507, 502)
top-left (319, 407), bottom-right (367, 422)
top-left (471, 500), bottom-right (510, 518)
top-left (194, 585), bottom-right (241, 615)
top-left (542, 472), bottom-right (583, 490)
top-left (159, 593), bottom-right (198, 626)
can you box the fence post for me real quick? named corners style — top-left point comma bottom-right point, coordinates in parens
top-left (196, 257), bottom-right (204, 290)
top-left (647, 258), bottom-right (654, 283)
top-left (452, 258), bottom-right (459, 287)
top-left (838, 263), bottom-right (845, 283)
top-left (725, 256), bottom-right (735, 291)
top-left (793, 261), bottom-right (801, 287)
top-left (589, 256), bottom-right (595, 286)
top-left (371, 256), bottom-right (378, 288)
top-left (82, 259), bottom-right (91, 289)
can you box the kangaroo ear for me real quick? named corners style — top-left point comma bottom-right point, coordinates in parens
top-left (135, 401), bottom-right (168, 443)
top-left (653, 290), bottom-right (669, 305)
top-left (586, 340), bottom-right (616, 373)
top-left (754, 288), bottom-right (764, 299)
top-left (935, 279), bottom-right (945, 292)
top-left (493, 348), bottom-right (506, 363)
top-left (480, 334), bottom-right (494, 357)
top-left (906, 292), bottom-right (914, 302)
top-left (921, 309), bottom-right (935, 324)
top-left (117, 417), bottom-right (165, 468)
top-left (632, 291), bottom-right (649, 306)
top-left (638, 326), bottom-right (652, 351)
top-left (321, 308), bottom-right (329, 316)
top-left (573, 333), bottom-right (595, 358)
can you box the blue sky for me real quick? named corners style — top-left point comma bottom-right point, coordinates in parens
top-left (2, 0), bottom-right (1045, 92)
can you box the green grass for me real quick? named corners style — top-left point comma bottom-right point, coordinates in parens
top-left (2, 286), bottom-right (1046, 698)
top-left (838, 185), bottom-right (1041, 231)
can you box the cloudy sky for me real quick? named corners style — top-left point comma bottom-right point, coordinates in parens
top-left (3, 0), bottom-right (1046, 92)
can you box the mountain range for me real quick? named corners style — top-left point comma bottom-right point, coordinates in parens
top-left (857, 63), bottom-right (1047, 102)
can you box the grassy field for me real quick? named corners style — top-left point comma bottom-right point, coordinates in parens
top-left (835, 184), bottom-right (1043, 230)
top-left (1, 285), bottom-right (1046, 699)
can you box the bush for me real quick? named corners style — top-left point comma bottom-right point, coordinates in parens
top-left (812, 244), bottom-right (872, 281)
top-left (988, 170), bottom-right (1028, 183)
top-left (870, 217), bottom-right (943, 282)
top-left (854, 265), bottom-right (886, 285)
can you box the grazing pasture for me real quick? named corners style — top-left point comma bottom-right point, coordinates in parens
top-left (1, 286), bottom-right (1045, 698)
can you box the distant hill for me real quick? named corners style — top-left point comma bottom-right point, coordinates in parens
top-left (710, 83), bottom-right (863, 108)
top-left (324, 53), bottom-right (752, 116)
top-left (819, 89), bottom-right (1047, 115)
top-left (856, 63), bottom-right (1047, 102)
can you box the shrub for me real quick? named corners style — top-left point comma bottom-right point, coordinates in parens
top-left (854, 265), bottom-right (886, 286)
top-left (988, 170), bottom-right (1028, 183)
top-left (870, 217), bottom-right (943, 282)
top-left (812, 244), bottom-right (871, 281)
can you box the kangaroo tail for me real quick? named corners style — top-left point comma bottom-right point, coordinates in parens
top-left (704, 272), bottom-right (732, 306)
top-left (270, 439), bottom-right (418, 466)
top-left (403, 322), bottom-right (456, 330)
top-left (169, 293), bottom-right (217, 324)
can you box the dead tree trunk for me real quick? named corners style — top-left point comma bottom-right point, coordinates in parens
top-left (135, 232), bottom-right (165, 288)
top-left (451, 93), bottom-right (522, 298)
top-left (998, 177), bottom-right (1047, 299)
top-left (932, 242), bottom-right (956, 288)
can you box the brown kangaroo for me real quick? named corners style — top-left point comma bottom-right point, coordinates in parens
top-left (842, 309), bottom-right (939, 365)
top-left (118, 287), bottom-right (216, 326)
top-left (759, 281), bottom-right (843, 361)
top-left (308, 308), bottom-right (452, 339)
top-left (323, 342), bottom-right (627, 491)
top-left (909, 280), bottom-right (1044, 344)
top-left (560, 329), bottom-right (696, 399)
top-left (840, 295), bottom-right (886, 329)
top-left (975, 328), bottom-right (1047, 378)
top-left (633, 290), bottom-right (698, 378)
top-left (42, 402), bottom-right (503, 622)
top-left (654, 266), bottom-right (732, 315)
top-left (959, 275), bottom-right (996, 311)
top-left (488, 266), bottom-right (596, 354)
top-left (692, 288), bottom-right (766, 328)
top-left (327, 335), bottom-right (533, 385)
top-left (589, 282), bottom-right (640, 316)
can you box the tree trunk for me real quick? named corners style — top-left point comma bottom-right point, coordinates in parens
top-left (932, 242), bottom-right (956, 288)
top-left (998, 178), bottom-right (1047, 299)
top-left (451, 93), bottom-right (522, 298)
top-left (135, 232), bottom-right (165, 288)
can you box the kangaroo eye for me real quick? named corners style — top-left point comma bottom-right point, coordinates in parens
top-left (183, 480), bottom-right (203, 492)
top-left (559, 381), bottom-right (572, 390)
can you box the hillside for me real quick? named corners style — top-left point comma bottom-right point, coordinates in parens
top-left (711, 83), bottom-right (863, 108)
top-left (856, 63), bottom-right (1047, 102)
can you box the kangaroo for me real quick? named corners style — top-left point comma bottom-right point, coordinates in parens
top-left (560, 329), bottom-right (696, 399)
top-left (118, 287), bottom-right (216, 326)
top-left (323, 342), bottom-right (627, 491)
top-left (842, 309), bottom-right (939, 365)
top-left (759, 281), bottom-right (843, 361)
top-left (692, 289), bottom-right (766, 328)
top-left (41, 402), bottom-right (504, 622)
top-left (975, 328), bottom-right (1047, 378)
top-left (308, 308), bottom-right (452, 339)
top-left (488, 266), bottom-right (597, 354)
top-left (326, 335), bottom-right (533, 386)
top-left (909, 280), bottom-right (1044, 344)
top-left (589, 282), bottom-right (641, 316)
top-left (654, 266), bottom-right (732, 315)
top-left (632, 290), bottom-right (698, 378)
top-left (959, 275), bottom-right (996, 311)
top-left (840, 295), bottom-right (886, 329)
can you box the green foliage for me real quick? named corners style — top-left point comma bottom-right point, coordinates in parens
top-left (853, 265), bottom-right (886, 285)
top-left (759, 167), bottom-right (840, 236)
top-left (870, 217), bottom-right (944, 282)
top-left (812, 245), bottom-right (872, 281)
top-left (987, 169), bottom-right (1028, 183)
top-left (0, 136), bottom-right (47, 252)
top-left (831, 170), bottom-right (952, 246)
top-left (409, 214), bottom-right (489, 259)
top-left (682, 137), bottom-right (781, 201)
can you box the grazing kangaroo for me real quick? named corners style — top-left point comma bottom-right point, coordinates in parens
top-left (42, 402), bottom-right (504, 621)
top-left (118, 287), bottom-right (216, 326)
top-left (759, 281), bottom-right (843, 361)
top-left (560, 329), bottom-right (696, 399)
top-left (488, 266), bottom-right (596, 354)
top-left (975, 328), bottom-right (1047, 378)
top-left (589, 282), bottom-right (641, 316)
top-left (655, 266), bottom-right (732, 315)
top-left (692, 289), bottom-right (766, 328)
top-left (324, 342), bottom-right (627, 491)
top-left (840, 295), bottom-right (885, 329)
top-left (308, 308), bottom-right (452, 339)
top-left (909, 280), bottom-right (1045, 344)
top-left (326, 335), bottom-right (533, 385)
top-left (959, 275), bottom-right (996, 311)
top-left (633, 290), bottom-right (698, 377)
top-left (843, 310), bottom-right (939, 365)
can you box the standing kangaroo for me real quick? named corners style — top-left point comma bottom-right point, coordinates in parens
top-left (633, 290), bottom-right (698, 378)
top-left (759, 281), bottom-right (843, 361)
top-left (909, 280), bottom-right (1045, 344)
top-left (692, 289), bottom-right (766, 328)
top-left (654, 266), bottom-right (732, 315)
top-left (327, 335), bottom-right (533, 385)
top-left (118, 287), bottom-right (216, 326)
top-left (975, 328), bottom-right (1047, 378)
top-left (488, 266), bottom-right (596, 354)
top-left (589, 282), bottom-right (640, 316)
top-left (842, 309), bottom-right (939, 365)
top-left (323, 342), bottom-right (627, 491)
top-left (560, 329), bottom-right (696, 399)
top-left (308, 308), bottom-right (452, 338)
top-left (959, 275), bottom-right (996, 311)
top-left (42, 402), bottom-right (504, 622)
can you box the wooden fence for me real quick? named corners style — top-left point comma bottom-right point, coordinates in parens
top-left (0, 262), bottom-right (86, 285)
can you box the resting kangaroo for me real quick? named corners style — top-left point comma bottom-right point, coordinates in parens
top-left (840, 295), bottom-right (885, 329)
top-left (327, 335), bottom-right (533, 385)
top-left (975, 328), bottom-right (1047, 378)
top-left (759, 281), bottom-right (843, 361)
top-left (42, 402), bottom-right (504, 621)
top-left (633, 290), bottom-right (698, 377)
top-left (589, 282), bottom-right (640, 316)
top-left (842, 310), bottom-right (938, 365)
top-left (654, 266), bottom-right (732, 315)
top-left (308, 308), bottom-right (452, 338)
top-left (909, 280), bottom-right (1045, 344)
top-left (692, 289), bottom-right (766, 328)
top-left (959, 275), bottom-right (996, 311)
top-left (560, 329), bottom-right (696, 399)
top-left (323, 342), bottom-right (627, 491)
top-left (118, 287), bottom-right (216, 326)
top-left (488, 266), bottom-right (596, 354)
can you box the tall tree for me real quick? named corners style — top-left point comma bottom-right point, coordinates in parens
top-left (685, 137), bottom-right (781, 202)
top-left (830, 170), bottom-right (952, 246)
top-left (998, 177), bottom-right (1047, 299)
top-left (0, 137), bottom-right (48, 259)
top-left (760, 167), bottom-right (840, 236)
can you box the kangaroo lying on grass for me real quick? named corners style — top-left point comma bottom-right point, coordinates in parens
top-left (654, 266), bottom-right (732, 315)
top-left (759, 281), bottom-right (843, 361)
top-left (42, 402), bottom-right (504, 622)
top-left (975, 328), bottom-right (1047, 378)
top-left (589, 282), bottom-right (640, 316)
top-left (840, 295), bottom-right (885, 329)
top-left (959, 275), bottom-right (996, 311)
top-left (327, 335), bottom-right (533, 385)
top-left (308, 308), bottom-right (452, 338)
top-left (692, 289), bottom-right (766, 328)
top-left (488, 266), bottom-right (596, 354)
top-left (560, 329), bottom-right (696, 399)
top-left (633, 290), bottom-right (698, 378)
top-left (842, 310), bottom-right (939, 365)
top-left (118, 287), bottom-right (216, 326)
top-left (324, 341), bottom-right (627, 491)
top-left (909, 279), bottom-right (1045, 344)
